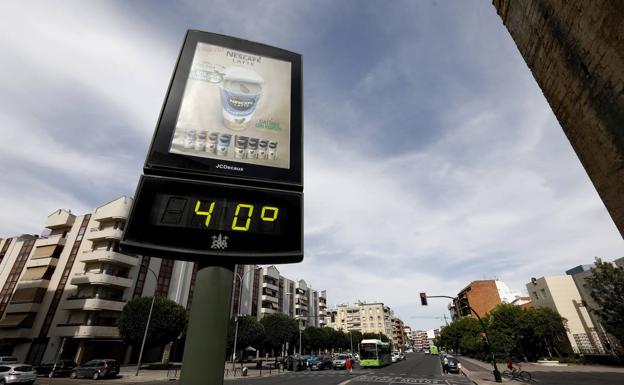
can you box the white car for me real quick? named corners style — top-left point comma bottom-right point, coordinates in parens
top-left (391, 352), bottom-right (400, 363)
top-left (0, 364), bottom-right (37, 384)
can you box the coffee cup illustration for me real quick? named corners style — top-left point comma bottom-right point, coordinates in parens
top-left (219, 66), bottom-right (264, 130)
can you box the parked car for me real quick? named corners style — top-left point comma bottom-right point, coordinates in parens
top-left (391, 352), bottom-right (400, 363)
top-left (446, 356), bottom-right (460, 374)
top-left (36, 359), bottom-right (76, 377)
top-left (70, 359), bottom-right (119, 380)
top-left (332, 354), bottom-right (349, 369)
top-left (310, 356), bottom-right (333, 370)
top-left (0, 358), bottom-right (18, 365)
top-left (0, 364), bottom-right (37, 384)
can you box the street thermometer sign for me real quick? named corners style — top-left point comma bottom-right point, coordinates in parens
top-left (121, 30), bottom-right (303, 263)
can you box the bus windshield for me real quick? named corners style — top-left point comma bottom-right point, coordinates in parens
top-left (360, 343), bottom-right (378, 359)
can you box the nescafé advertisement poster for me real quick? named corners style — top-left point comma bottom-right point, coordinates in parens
top-left (170, 42), bottom-right (292, 169)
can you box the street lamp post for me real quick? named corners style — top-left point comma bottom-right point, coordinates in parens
top-left (232, 266), bottom-right (255, 370)
top-left (426, 295), bottom-right (502, 383)
top-left (136, 267), bottom-right (159, 376)
top-left (285, 291), bottom-right (304, 355)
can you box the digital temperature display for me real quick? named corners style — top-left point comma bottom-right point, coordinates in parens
top-left (152, 194), bottom-right (284, 235)
top-left (121, 175), bottom-right (302, 263)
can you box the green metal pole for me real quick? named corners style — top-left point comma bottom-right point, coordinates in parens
top-left (180, 263), bottom-right (234, 385)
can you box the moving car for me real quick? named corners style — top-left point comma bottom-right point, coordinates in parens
top-left (36, 359), bottom-right (76, 377)
top-left (391, 352), bottom-right (400, 363)
top-left (310, 356), bottom-right (333, 370)
top-left (0, 364), bottom-right (37, 384)
top-left (70, 359), bottom-right (119, 380)
top-left (446, 356), bottom-right (460, 373)
top-left (332, 354), bottom-right (349, 369)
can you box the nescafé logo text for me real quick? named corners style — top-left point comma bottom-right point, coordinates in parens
top-left (226, 50), bottom-right (262, 66)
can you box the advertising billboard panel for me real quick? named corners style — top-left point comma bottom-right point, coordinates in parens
top-left (145, 31), bottom-right (302, 187)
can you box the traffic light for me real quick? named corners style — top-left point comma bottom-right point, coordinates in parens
top-left (420, 292), bottom-right (428, 306)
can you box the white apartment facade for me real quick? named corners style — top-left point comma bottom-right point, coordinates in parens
top-left (231, 265), bottom-right (327, 327)
top-left (326, 302), bottom-right (398, 347)
top-left (526, 275), bottom-right (604, 355)
top-left (0, 197), bottom-right (199, 365)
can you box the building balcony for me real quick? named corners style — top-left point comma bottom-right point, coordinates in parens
top-left (55, 324), bottom-right (120, 338)
top-left (25, 257), bottom-right (59, 269)
top-left (261, 295), bottom-right (278, 303)
top-left (15, 280), bottom-right (49, 290)
top-left (5, 303), bottom-right (41, 314)
top-left (93, 198), bottom-right (131, 222)
top-left (0, 328), bottom-right (32, 339)
top-left (45, 210), bottom-right (76, 230)
top-left (261, 282), bottom-right (279, 291)
top-left (34, 234), bottom-right (67, 248)
top-left (70, 272), bottom-right (132, 288)
top-left (295, 304), bottom-right (308, 310)
top-left (64, 297), bottom-right (125, 312)
top-left (86, 228), bottom-right (123, 242)
top-left (260, 308), bottom-right (277, 315)
top-left (81, 250), bottom-right (138, 267)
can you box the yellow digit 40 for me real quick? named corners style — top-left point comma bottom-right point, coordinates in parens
top-left (194, 200), bottom-right (215, 227)
top-left (231, 204), bottom-right (254, 231)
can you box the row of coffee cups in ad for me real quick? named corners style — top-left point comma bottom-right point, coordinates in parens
top-left (184, 129), bottom-right (278, 160)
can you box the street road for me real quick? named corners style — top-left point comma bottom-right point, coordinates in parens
top-left (41, 353), bottom-right (470, 385)
top-left (227, 353), bottom-right (471, 385)
top-left (39, 353), bottom-right (624, 385)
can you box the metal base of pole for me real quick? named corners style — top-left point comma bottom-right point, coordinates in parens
top-left (180, 263), bottom-right (234, 385)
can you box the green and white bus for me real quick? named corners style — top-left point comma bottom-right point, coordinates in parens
top-left (429, 345), bottom-right (439, 355)
top-left (359, 339), bottom-right (392, 367)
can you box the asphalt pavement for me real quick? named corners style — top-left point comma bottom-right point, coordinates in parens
top-left (37, 353), bottom-right (624, 385)
top-left (38, 352), bottom-right (471, 385)
top-left (226, 353), bottom-right (472, 385)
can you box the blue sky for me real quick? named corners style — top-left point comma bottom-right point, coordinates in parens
top-left (1, 0), bottom-right (623, 331)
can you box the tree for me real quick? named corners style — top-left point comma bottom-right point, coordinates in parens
top-left (362, 332), bottom-right (390, 343)
top-left (437, 317), bottom-right (482, 354)
top-left (227, 315), bottom-right (266, 357)
top-left (304, 326), bottom-right (329, 352)
top-left (118, 296), bottom-right (187, 348)
top-left (260, 313), bottom-right (299, 353)
top-left (524, 307), bottom-right (567, 359)
top-left (587, 258), bottom-right (624, 346)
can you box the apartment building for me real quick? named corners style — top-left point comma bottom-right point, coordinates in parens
top-left (403, 325), bottom-right (413, 347)
top-left (526, 275), bottom-right (604, 355)
top-left (565, 260), bottom-right (623, 355)
top-left (231, 265), bottom-right (327, 327)
top-left (0, 198), bottom-right (199, 365)
top-left (391, 317), bottom-right (406, 350)
top-left (0, 197), bottom-right (326, 365)
top-left (326, 302), bottom-right (397, 346)
top-left (413, 330), bottom-right (428, 351)
top-left (449, 280), bottom-right (523, 320)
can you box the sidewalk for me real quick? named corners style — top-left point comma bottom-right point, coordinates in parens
top-left (110, 362), bottom-right (287, 383)
top-left (458, 357), bottom-right (502, 385)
